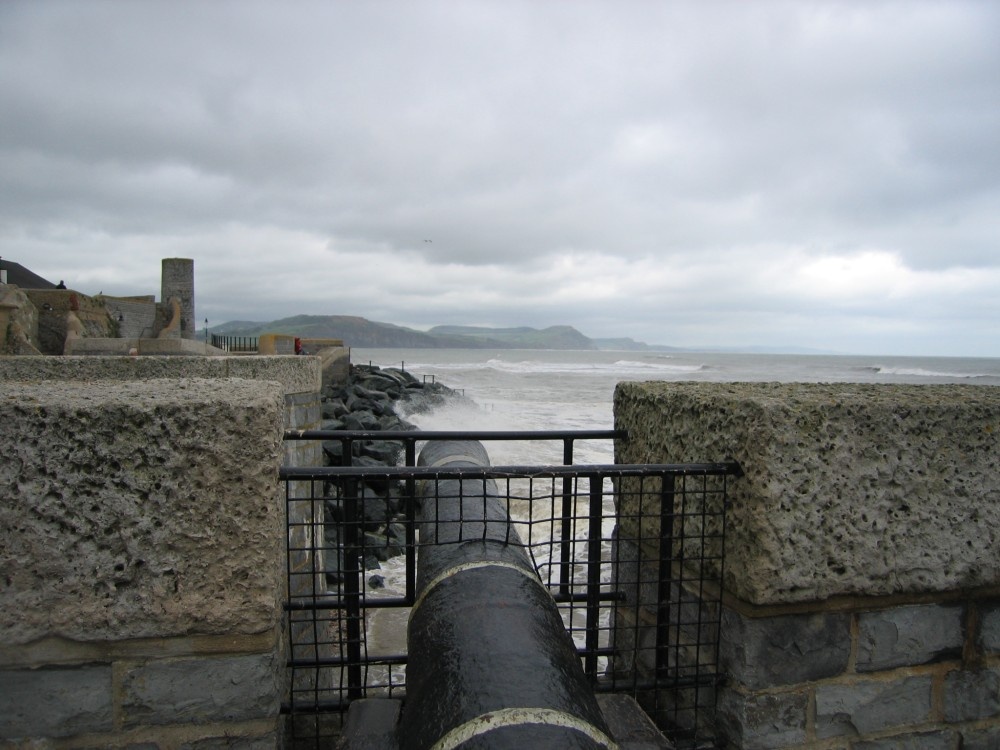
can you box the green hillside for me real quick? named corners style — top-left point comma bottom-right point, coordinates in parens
top-left (208, 316), bottom-right (602, 349)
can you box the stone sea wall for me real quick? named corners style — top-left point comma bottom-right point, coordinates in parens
top-left (10, 360), bottom-right (997, 747)
top-left (0, 378), bottom-right (287, 747)
top-left (0, 355), bottom-right (325, 747)
top-left (0, 353), bottom-right (464, 746)
top-left (615, 382), bottom-right (1000, 749)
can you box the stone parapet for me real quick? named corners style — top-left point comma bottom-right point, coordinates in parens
top-left (258, 333), bottom-right (295, 355)
top-left (317, 345), bottom-right (351, 389)
top-left (0, 353), bottom-right (321, 396)
top-left (0, 354), bottom-right (324, 470)
top-left (614, 382), bottom-right (1000, 749)
top-left (299, 337), bottom-right (344, 353)
top-left (1, 379), bottom-right (285, 644)
top-left (0, 378), bottom-right (287, 745)
top-left (614, 382), bottom-right (1000, 605)
top-left (63, 337), bottom-right (227, 356)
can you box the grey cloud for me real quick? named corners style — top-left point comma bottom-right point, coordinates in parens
top-left (2, 0), bottom-right (998, 355)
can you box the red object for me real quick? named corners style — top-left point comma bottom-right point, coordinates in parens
top-left (294, 337), bottom-right (302, 355)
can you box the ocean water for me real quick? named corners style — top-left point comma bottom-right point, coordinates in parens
top-left (354, 348), bottom-right (1000, 465)
top-left (351, 349), bottom-right (1000, 682)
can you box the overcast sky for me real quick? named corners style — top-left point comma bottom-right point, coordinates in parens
top-left (2, 1), bottom-right (998, 356)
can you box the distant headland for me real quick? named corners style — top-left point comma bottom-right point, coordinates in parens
top-left (205, 314), bottom-right (834, 354)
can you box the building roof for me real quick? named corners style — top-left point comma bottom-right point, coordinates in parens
top-left (0, 258), bottom-right (59, 289)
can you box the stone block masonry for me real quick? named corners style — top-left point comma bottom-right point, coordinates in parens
top-left (160, 257), bottom-right (195, 340)
top-left (0, 377), bottom-right (288, 746)
top-left (615, 382), bottom-right (1000, 749)
top-left (101, 295), bottom-right (158, 339)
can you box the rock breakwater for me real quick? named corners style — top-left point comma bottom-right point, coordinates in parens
top-left (320, 363), bottom-right (466, 583)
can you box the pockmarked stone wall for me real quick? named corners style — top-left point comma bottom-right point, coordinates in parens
top-left (0, 354), bottom-right (322, 469)
top-left (614, 382), bottom-right (1000, 750)
top-left (615, 382), bottom-right (1000, 604)
top-left (0, 378), bottom-right (287, 746)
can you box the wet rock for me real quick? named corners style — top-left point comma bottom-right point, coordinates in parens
top-left (322, 399), bottom-right (348, 419)
top-left (319, 362), bottom-right (466, 581)
top-left (321, 440), bottom-right (347, 465)
top-left (342, 410), bottom-right (381, 432)
top-left (364, 531), bottom-right (403, 562)
top-left (360, 440), bottom-right (403, 465)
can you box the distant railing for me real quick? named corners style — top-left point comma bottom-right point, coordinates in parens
top-left (210, 334), bottom-right (258, 353)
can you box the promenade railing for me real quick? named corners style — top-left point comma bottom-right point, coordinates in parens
top-left (209, 333), bottom-right (258, 352)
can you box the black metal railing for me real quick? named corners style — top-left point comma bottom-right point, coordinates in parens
top-left (280, 430), bottom-right (740, 748)
top-left (210, 333), bottom-right (258, 352)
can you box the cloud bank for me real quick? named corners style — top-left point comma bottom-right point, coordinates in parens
top-left (2, 1), bottom-right (998, 355)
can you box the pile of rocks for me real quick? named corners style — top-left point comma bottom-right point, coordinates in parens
top-left (319, 363), bottom-right (464, 584)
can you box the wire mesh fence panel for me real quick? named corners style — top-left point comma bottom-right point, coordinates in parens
top-left (281, 431), bottom-right (738, 749)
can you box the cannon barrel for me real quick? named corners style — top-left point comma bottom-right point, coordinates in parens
top-left (398, 440), bottom-right (616, 750)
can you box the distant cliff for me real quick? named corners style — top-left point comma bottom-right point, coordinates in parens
top-left (427, 324), bottom-right (597, 349)
top-left (209, 315), bottom-right (645, 350)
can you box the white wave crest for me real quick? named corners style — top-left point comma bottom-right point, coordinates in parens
top-left (422, 357), bottom-right (706, 376)
top-left (873, 366), bottom-right (987, 379)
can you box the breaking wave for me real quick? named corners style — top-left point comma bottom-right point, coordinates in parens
top-left (862, 365), bottom-right (991, 379)
top-left (415, 357), bottom-right (708, 377)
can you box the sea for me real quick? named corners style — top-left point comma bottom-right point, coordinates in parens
top-left (352, 348), bottom-right (1000, 671)
top-left (353, 348), bottom-right (1000, 466)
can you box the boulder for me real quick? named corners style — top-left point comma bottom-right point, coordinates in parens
top-left (319, 362), bottom-right (466, 571)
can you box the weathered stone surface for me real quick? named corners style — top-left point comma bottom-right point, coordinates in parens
top-left (0, 665), bottom-right (113, 737)
top-left (715, 688), bottom-right (808, 750)
top-left (257, 333), bottom-right (296, 355)
top-left (23, 288), bottom-right (114, 355)
top-left (943, 667), bottom-right (1000, 722)
top-left (815, 675), bottom-right (933, 738)
top-left (179, 733), bottom-right (279, 750)
top-left (614, 382), bottom-right (1000, 604)
top-left (981, 601), bottom-right (1000, 654)
top-left (961, 725), bottom-right (1000, 750)
top-left (720, 608), bottom-right (851, 689)
top-left (161, 258), bottom-right (195, 341)
top-left (0, 354), bottom-right (320, 395)
top-left (856, 603), bottom-right (963, 671)
top-left (122, 653), bottom-right (280, 726)
top-left (0, 378), bottom-right (285, 644)
top-left (0, 284), bottom-right (42, 354)
top-left (853, 729), bottom-right (957, 750)
top-left (225, 355), bottom-right (320, 395)
top-left (315, 345), bottom-right (351, 390)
